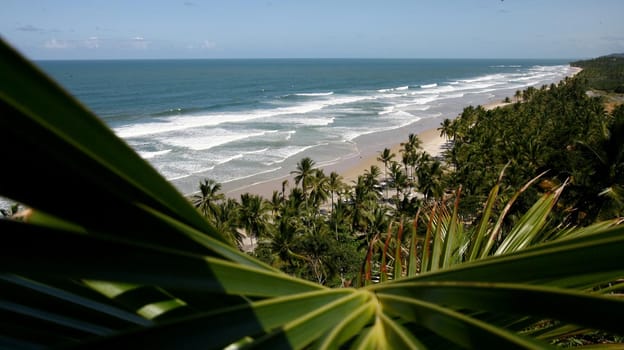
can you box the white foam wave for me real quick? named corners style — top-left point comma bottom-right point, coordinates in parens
top-left (395, 115), bottom-right (422, 129)
top-left (410, 85), bottom-right (456, 95)
top-left (166, 165), bottom-right (216, 181)
top-left (381, 103), bottom-right (430, 114)
top-left (264, 144), bottom-right (318, 165)
top-left (378, 106), bottom-right (395, 115)
top-left (282, 116), bottom-right (335, 126)
top-left (316, 157), bottom-right (343, 168)
top-left (378, 85), bottom-right (409, 93)
top-left (216, 154), bottom-right (244, 165)
top-left (514, 75), bottom-right (540, 81)
top-left (413, 95), bottom-right (440, 104)
top-left (411, 79), bottom-right (501, 97)
top-left (490, 65), bottom-right (522, 68)
top-left (385, 110), bottom-right (415, 119)
top-left (519, 80), bottom-right (541, 87)
top-left (116, 114), bottom-right (262, 138)
top-left (295, 91), bottom-right (334, 96)
top-left (161, 129), bottom-right (269, 151)
top-left (399, 65), bottom-right (569, 103)
top-left (139, 149), bottom-right (172, 159)
top-left (441, 93), bottom-right (465, 99)
top-left (466, 82), bottom-right (500, 90)
top-left (116, 95), bottom-right (370, 138)
top-left (460, 74), bottom-right (506, 84)
top-left (244, 147), bottom-right (270, 155)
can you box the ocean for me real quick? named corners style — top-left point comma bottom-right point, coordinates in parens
top-left (23, 59), bottom-right (577, 197)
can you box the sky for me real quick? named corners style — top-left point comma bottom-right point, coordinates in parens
top-left (2, 0), bottom-right (624, 60)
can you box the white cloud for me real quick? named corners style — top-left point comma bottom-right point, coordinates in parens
top-left (41, 36), bottom-right (159, 51)
top-left (44, 38), bottom-right (71, 49)
top-left (201, 40), bottom-right (216, 49)
top-left (131, 36), bottom-right (148, 49)
top-left (85, 36), bottom-right (99, 49)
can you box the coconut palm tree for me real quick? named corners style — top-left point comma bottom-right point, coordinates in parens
top-left (213, 198), bottom-right (243, 248)
top-left (524, 86), bottom-right (537, 101)
top-left (269, 190), bottom-right (283, 216)
top-left (308, 169), bottom-right (329, 211)
top-left (438, 118), bottom-right (453, 142)
top-left (281, 179), bottom-right (288, 204)
top-left (191, 178), bottom-right (224, 220)
top-left (291, 157), bottom-right (316, 198)
top-left (402, 133), bottom-right (422, 154)
top-left (238, 193), bottom-right (270, 251)
top-left (350, 176), bottom-right (377, 233)
top-left (417, 159), bottom-right (445, 201)
top-left (578, 105), bottom-right (624, 219)
top-left (400, 151), bottom-right (411, 181)
top-left (327, 171), bottom-right (344, 213)
top-left (363, 165), bottom-right (381, 194)
top-left (329, 199), bottom-right (351, 239)
top-left (401, 134), bottom-right (422, 179)
top-left (377, 148), bottom-right (395, 199)
top-left (389, 161), bottom-right (407, 203)
top-left (265, 216), bottom-right (306, 270)
top-left (366, 206), bottom-right (391, 243)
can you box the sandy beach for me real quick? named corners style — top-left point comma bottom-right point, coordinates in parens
top-left (223, 126), bottom-right (447, 199)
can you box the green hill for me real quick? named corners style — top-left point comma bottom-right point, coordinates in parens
top-left (572, 54), bottom-right (624, 92)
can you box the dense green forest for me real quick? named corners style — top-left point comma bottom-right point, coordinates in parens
top-left (3, 39), bottom-right (624, 348)
top-left (443, 78), bottom-right (624, 225)
top-left (572, 53), bottom-right (624, 92)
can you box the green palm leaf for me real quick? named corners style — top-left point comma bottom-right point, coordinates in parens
top-left (379, 294), bottom-right (551, 349)
top-left (373, 282), bottom-right (624, 334)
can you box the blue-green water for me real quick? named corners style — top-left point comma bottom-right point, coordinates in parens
top-left (37, 58), bottom-right (575, 194)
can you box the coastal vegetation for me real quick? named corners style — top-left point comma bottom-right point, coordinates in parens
top-left (2, 39), bottom-right (624, 348)
top-left (441, 77), bottom-right (624, 225)
top-left (572, 54), bottom-right (624, 92)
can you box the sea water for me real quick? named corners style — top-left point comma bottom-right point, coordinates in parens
top-left (26, 59), bottom-right (575, 196)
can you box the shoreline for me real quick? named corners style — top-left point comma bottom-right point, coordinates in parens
top-left (223, 127), bottom-right (446, 199)
top-left (215, 67), bottom-right (583, 200)
top-left (222, 101), bottom-right (508, 199)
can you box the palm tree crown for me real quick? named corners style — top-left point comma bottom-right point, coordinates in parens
top-left (291, 157), bottom-right (316, 198)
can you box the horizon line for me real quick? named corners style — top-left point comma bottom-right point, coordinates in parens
top-left (33, 56), bottom-right (583, 62)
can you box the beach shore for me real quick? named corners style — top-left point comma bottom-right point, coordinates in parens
top-left (223, 126), bottom-right (446, 199)
top-left (222, 100), bottom-right (512, 199)
top-left (220, 66), bottom-right (582, 200)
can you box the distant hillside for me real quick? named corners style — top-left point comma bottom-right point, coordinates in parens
top-left (571, 54), bottom-right (624, 92)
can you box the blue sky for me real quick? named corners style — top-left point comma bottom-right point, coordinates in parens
top-left (2, 0), bottom-right (623, 60)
